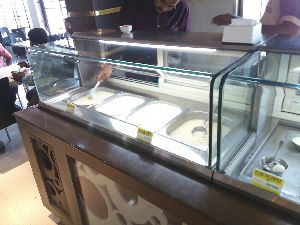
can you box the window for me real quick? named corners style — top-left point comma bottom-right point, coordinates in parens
top-left (40, 0), bottom-right (68, 35)
top-left (0, 0), bottom-right (32, 32)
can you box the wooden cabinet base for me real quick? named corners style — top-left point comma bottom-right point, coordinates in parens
top-left (15, 107), bottom-right (299, 225)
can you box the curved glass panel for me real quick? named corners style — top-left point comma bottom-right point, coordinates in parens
top-left (218, 51), bottom-right (300, 205)
top-left (28, 35), bottom-right (248, 173)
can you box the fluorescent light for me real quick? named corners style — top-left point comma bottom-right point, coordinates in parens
top-left (98, 40), bottom-right (217, 53)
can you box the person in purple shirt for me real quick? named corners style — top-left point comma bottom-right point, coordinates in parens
top-left (261, 0), bottom-right (300, 33)
top-left (119, 0), bottom-right (191, 32)
top-left (212, 0), bottom-right (300, 34)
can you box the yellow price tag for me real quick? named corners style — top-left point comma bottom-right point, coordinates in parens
top-left (137, 127), bottom-right (153, 144)
top-left (66, 102), bottom-right (76, 113)
top-left (251, 168), bottom-right (285, 195)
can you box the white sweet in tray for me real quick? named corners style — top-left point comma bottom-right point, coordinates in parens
top-left (96, 95), bottom-right (145, 117)
top-left (73, 91), bottom-right (114, 106)
top-left (169, 119), bottom-right (230, 149)
top-left (272, 164), bottom-right (286, 173)
top-left (127, 102), bottom-right (181, 131)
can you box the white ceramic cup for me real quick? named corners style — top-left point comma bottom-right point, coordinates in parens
top-left (121, 33), bottom-right (133, 39)
top-left (119, 25), bottom-right (132, 33)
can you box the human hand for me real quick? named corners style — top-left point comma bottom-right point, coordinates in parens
top-left (11, 70), bottom-right (26, 83)
top-left (17, 61), bottom-right (30, 68)
top-left (97, 64), bottom-right (113, 82)
top-left (19, 67), bottom-right (30, 74)
top-left (212, 13), bottom-right (238, 26)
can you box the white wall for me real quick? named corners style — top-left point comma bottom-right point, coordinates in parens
top-left (242, 0), bottom-right (269, 21)
top-left (188, 0), bottom-right (238, 33)
top-left (188, 0), bottom-right (269, 33)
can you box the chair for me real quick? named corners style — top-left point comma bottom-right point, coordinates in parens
top-left (0, 27), bottom-right (11, 47)
top-left (11, 28), bottom-right (26, 41)
top-left (8, 32), bottom-right (27, 60)
top-left (0, 77), bottom-right (20, 142)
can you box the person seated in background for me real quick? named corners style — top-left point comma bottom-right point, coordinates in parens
top-left (212, 0), bottom-right (300, 35)
top-left (27, 28), bottom-right (49, 47)
top-left (0, 42), bottom-right (19, 111)
top-left (0, 76), bottom-right (22, 154)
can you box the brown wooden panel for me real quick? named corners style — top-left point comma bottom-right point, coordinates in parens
top-left (92, 0), bottom-right (124, 10)
top-left (65, 0), bottom-right (93, 12)
top-left (16, 120), bottom-right (76, 225)
top-left (95, 13), bottom-right (120, 29)
top-left (66, 0), bottom-right (124, 31)
top-left (69, 16), bottom-right (96, 32)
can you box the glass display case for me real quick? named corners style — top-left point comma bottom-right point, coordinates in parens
top-left (26, 31), bottom-right (300, 217)
top-left (27, 32), bottom-right (253, 175)
top-left (216, 35), bottom-right (300, 213)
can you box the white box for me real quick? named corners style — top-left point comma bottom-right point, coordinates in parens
top-left (222, 23), bottom-right (262, 44)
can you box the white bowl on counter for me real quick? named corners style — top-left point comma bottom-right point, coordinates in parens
top-left (120, 25), bottom-right (132, 33)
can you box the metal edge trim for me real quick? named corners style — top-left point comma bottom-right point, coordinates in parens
top-left (69, 7), bottom-right (121, 17)
top-left (213, 171), bottom-right (300, 218)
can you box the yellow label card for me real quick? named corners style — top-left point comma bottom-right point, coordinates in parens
top-left (251, 168), bottom-right (285, 195)
top-left (137, 127), bottom-right (153, 144)
top-left (66, 102), bottom-right (76, 113)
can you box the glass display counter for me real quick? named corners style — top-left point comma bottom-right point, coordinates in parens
top-left (215, 35), bottom-right (300, 214)
top-left (27, 32), bottom-right (253, 176)
top-left (20, 32), bottom-right (300, 224)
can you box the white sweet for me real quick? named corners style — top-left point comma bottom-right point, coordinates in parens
top-left (169, 119), bottom-right (230, 149)
top-left (127, 102), bottom-right (181, 131)
top-left (96, 95), bottom-right (144, 117)
top-left (73, 91), bottom-right (114, 106)
top-left (272, 164), bottom-right (286, 173)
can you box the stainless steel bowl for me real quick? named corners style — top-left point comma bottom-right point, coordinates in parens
top-left (260, 157), bottom-right (288, 176)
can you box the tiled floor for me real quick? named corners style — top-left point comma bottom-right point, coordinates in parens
top-left (0, 86), bottom-right (60, 225)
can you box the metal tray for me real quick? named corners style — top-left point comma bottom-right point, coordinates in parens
top-left (94, 93), bottom-right (148, 119)
top-left (159, 111), bottom-right (233, 152)
top-left (68, 87), bottom-right (119, 108)
top-left (240, 122), bottom-right (300, 204)
top-left (126, 100), bottom-right (183, 132)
